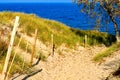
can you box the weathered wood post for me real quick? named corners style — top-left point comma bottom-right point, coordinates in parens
top-left (84, 35), bottom-right (87, 48)
top-left (1, 16), bottom-right (19, 80)
top-left (51, 34), bottom-right (54, 56)
top-left (30, 29), bottom-right (37, 65)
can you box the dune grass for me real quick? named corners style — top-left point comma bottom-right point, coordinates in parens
top-left (93, 42), bottom-right (120, 62)
top-left (0, 12), bottom-right (116, 48)
top-left (0, 39), bottom-right (30, 76)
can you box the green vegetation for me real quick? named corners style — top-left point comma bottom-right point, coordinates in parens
top-left (39, 52), bottom-right (47, 61)
top-left (14, 36), bottom-right (32, 53)
top-left (0, 39), bottom-right (8, 73)
top-left (0, 12), bottom-right (116, 47)
top-left (9, 52), bottom-right (30, 75)
top-left (70, 28), bottom-right (116, 46)
top-left (0, 40), bottom-right (30, 76)
top-left (93, 42), bottom-right (120, 62)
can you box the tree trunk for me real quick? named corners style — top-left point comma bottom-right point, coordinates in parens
top-left (109, 13), bottom-right (120, 42)
top-left (105, 7), bottom-right (120, 42)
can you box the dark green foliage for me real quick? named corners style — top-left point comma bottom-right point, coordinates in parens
top-left (0, 40), bottom-right (8, 57)
top-left (70, 28), bottom-right (116, 46)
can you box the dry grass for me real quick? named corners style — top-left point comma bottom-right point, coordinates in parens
top-left (93, 42), bottom-right (120, 62)
top-left (0, 12), bottom-right (116, 48)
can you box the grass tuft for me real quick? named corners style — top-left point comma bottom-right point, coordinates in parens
top-left (93, 42), bottom-right (120, 62)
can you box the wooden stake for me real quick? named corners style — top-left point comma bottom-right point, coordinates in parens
top-left (1, 16), bottom-right (19, 80)
top-left (85, 35), bottom-right (87, 48)
top-left (30, 29), bottom-right (37, 65)
top-left (6, 36), bottom-right (22, 80)
top-left (51, 34), bottom-right (54, 56)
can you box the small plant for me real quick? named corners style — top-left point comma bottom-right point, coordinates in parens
top-left (39, 52), bottom-right (47, 61)
top-left (57, 49), bottom-right (63, 55)
top-left (35, 51), bottom-right (47, 61)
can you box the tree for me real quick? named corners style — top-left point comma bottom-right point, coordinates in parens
top-left (74, 0), bottom-right (120, 42)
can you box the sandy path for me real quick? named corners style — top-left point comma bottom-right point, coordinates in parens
top-left (11, 46), bottom-right (108, 80)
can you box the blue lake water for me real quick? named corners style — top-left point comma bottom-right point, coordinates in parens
top-left (0, 3), bottom-right (116, 34)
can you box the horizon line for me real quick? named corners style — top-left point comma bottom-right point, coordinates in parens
top-left (0, 2), bottom-right (72, 3)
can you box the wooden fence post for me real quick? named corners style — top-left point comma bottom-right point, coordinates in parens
top-left (1, 16), bottom-right (19, 80)
top-left (30, 29), bottom-right (37, 65)
top-left (51, 34), bottom-right (54, 56)
top-left (84, 35), bottom-right (87, 48)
